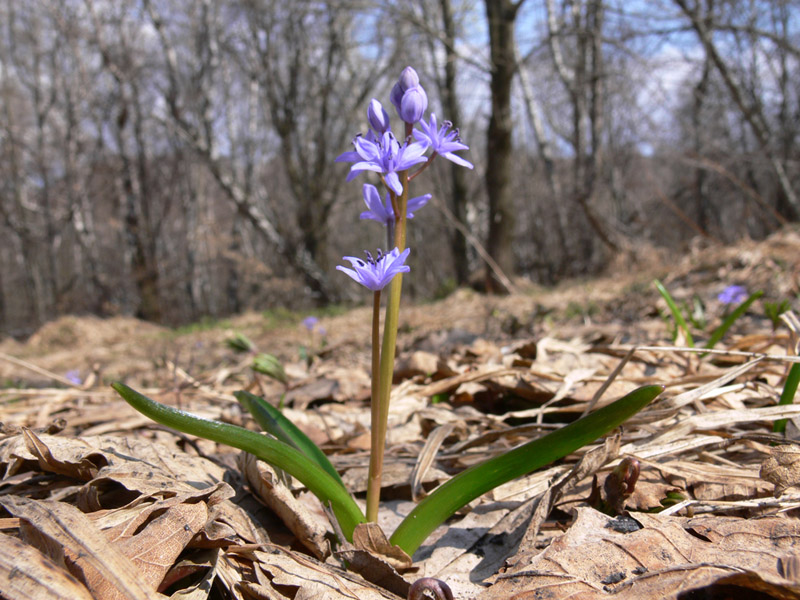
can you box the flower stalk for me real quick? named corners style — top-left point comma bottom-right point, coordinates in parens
top-left (368, 173), bottom-right (409, 519)
top-left (366, 289), bottom-right (382, 521)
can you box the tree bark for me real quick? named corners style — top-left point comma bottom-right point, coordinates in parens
top-left (484, 0), bottom-right (524, 292)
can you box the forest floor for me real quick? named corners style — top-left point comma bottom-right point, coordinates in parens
top-left (1, 226), bottom-right (800, 599)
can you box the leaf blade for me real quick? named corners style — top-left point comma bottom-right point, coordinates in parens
top-left (389, 384), bottom-right (664, 555)
top-left (111, 382), bottom-right (364, 540)
top-left (235, 390), bottom-right (345, 487)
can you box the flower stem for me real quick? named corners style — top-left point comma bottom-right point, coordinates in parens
top-left (369, 122), bottom-right (413, 520)
top-left (366, 289), bottom-right (382, 521)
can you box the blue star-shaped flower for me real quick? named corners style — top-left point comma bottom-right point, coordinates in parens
top-left (414, 114), bottom-right (473, 169)
top-left (336, 248), bottom-right (411, 291)
top-left (336, 132), bottom-right (428, 196)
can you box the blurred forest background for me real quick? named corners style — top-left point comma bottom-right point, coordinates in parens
top-left (0, 0), bottom-right (798, 338)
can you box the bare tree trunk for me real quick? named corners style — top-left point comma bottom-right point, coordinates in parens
top-left (437, 0), bottom-right (471, 285)
top-left (673, 0), bottom-right (799, 219)
top-left (692, 51), bottom-right (713, 233)
top-left (546, 0), bottom-right (618, 260)
top-left (85, 0), bottom-right (163, 322)
top-left (484, 0), bottom-right (525, 292)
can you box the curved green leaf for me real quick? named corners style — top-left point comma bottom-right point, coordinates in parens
top-left (111, 382), bottom-right (364, 539)
top-left (389, 384), bottom-right (664, 555)
top-left (654, 279), bottom-right (694, 347)
top-left (235, 390), bottom-right (345, 487)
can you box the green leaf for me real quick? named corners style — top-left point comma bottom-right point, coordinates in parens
top-left (704, 290), bottom-right (763, 351)
top-left (389, 384), bottom-right (663, 556)
top-left (235, 390), bottom-right (345, 488)
top-left (252, 353), bottom-right (288, 384)
top-left (773, 362), bottom-right (800, 434)
top-left (654, 279), bottom-right (694, 347)
top-left (111, 382), bottom-right (364, 540)
top-left (225, 332), bottom-right (255, 353)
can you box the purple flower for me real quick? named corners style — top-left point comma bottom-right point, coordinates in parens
top-left (302, 316), bottom-right (319, 331)
top-left (390, 66), bottom-right (428, 124)
top-left (336, 248), bottom-right (411, 291)
top-left (336, 131), bottom-right (427, 195)
top-left (367, 99), bottom-right (391, 135)
top-left (360, 184), bottom-right (431, 226)
top-left (718, 285), bottom-right (749, 305)
top-left (414, 114), bottom-right (473, 169)
top-left (65, 370), bottom-right (82, 385)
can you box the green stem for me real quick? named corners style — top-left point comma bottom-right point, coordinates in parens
top-left (371, 123), bottom-right (414, 518)
top-left (111, 382), bottom-right (365, 540)
top-left (366, 290), bottom-right (382, 521)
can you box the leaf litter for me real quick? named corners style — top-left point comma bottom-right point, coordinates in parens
top-left (1, 227), bottom-right (800, 599)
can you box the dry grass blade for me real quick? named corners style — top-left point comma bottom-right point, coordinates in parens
top-left (666, 356), bottom-right (765, 409)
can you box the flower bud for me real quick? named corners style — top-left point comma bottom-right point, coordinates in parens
top-left (399, 86), bottom-right (428, 124)
top-left (397, 66), bottom-right (420, 90)
top-left (390, 66), bottom-right (426, 120)
top-left (367, 99), bottom-right (390, 134)
top-left (390, 82), bottom-right (404, 113)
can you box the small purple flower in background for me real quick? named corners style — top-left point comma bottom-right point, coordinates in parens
top-left (390, 66), bottom-right (428, 124)
top-left (360, 184), bottom-right (431, 226)
top-left (302, 316), bottom-right (319, 331)
top-left (414, 114), bottom-right (473, 169)
top-left (65, 369), bottom-right (82, 386)
top-left (718, 285), bottom-right (748, 305)
top-left (336, 131), bottom-right (427, 196)
top-left (336, 248), bottom-right (411, 291)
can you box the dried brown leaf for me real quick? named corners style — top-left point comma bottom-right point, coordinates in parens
top-left (0, 531), bottom-right (94, 600)
top-left (244, 546), bottom-right (400, 599)
top-left (0, 495), bottom-right (160, 600)
top-left (482, 507), bottom-right (800, 599)
top-left (21, 428), bottom-right (106, 480)
top-left (118, 501), bottom-right (208, 592)
top-left (239, 451), bottom-right (330, 559)
top-left (352, 522), bottom-right (412, 571)
top-left (761, 444), bottom-right (800, 496)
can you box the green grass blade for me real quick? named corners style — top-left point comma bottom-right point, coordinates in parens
top-left (704, 290), bottom-right (763, 351)
top-left (235, 390), bottom-right (345, 488)
top-left (654, 279), bottom-right (694, 347)
top-left (111, 382), bottom-right (364, 539)
top-left (389, 384), bottom-right (663, 556)
top-left (773, 362), bottom-right (800, 434)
